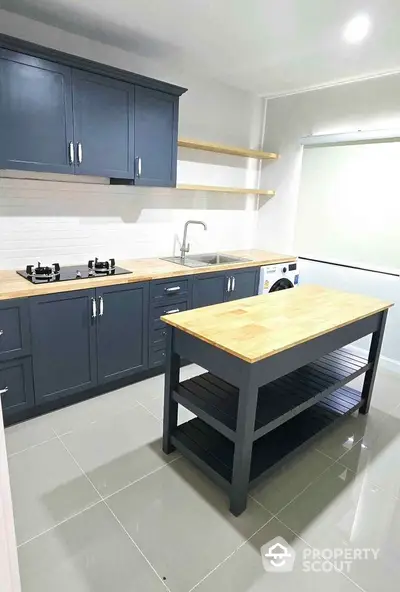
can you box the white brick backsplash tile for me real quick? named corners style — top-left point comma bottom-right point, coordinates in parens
top-left (0, 167), bottom-right (258, 269)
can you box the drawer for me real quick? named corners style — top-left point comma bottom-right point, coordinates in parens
top-left (149, 347), bottom-right (166, 368)
top-left (0, 298), bottom-right (31, 361)
top-left (151, 300), bottom-right (188, 330)
top-left (0, 357), bottom-right (35, 421)
top-left (151, 327), bottom-right (167, 349)
top-left (150, 277), bottom-right (190, 304)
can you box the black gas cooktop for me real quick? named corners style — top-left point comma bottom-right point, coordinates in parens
top-left (17, 258), bottom-right (131, 284)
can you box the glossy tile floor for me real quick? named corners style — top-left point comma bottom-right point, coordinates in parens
top-left (5, 364), bottom-right (400, 591)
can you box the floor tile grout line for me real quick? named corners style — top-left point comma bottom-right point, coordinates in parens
top-left (251, 452), bottom-right (338, 519)
top-left (17, 499), bottom-right (103, 548)
top-left (101, 456), bottom-right (181, 502)
top-left (54, 430), bottom-right (171, 592)
top-left (102, 499), bottom-right (171, 592)
top-left (6, 434), bottom-right (59, 459)
top-left (136, 400), bottom-right (162, 423)
top-left (54, 424), bottom-right (181, 503)
top-left (187, 514), bottom-right (275, 592)
top-left (273, 515), bottom-right (367, 592)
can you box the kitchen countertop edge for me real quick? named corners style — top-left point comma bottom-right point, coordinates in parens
top-left (0, 249), bottom-right (297, 301)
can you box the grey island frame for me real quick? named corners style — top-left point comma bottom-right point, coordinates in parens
top-left (162, 288), bottom-right (391, 516)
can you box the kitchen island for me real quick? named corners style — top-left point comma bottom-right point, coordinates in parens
top-left (162, 285), bottom-right (393, 515)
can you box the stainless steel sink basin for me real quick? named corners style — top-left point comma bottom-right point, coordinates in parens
top-left (161, 253), bottom-right (250, 268)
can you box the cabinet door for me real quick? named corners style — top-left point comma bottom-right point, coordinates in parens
top-left (134, 86), bottom-right (178, 187)
top-left (226, 268), bottom-right (259, 301)
top-left (72, 70), bottom-right (134, 178)
top-left (0, 298), bottom-right (31, 362)
top-left (192, 273), bottom-right (228, 309)
top-left (0, 49), bottom-right (74, 174)
top-left (96, 283), bottom-right (149, 384)
top-left (30, 290), bottom-right (97, 404)
top-left (0, 357), bottom-right (34, 423)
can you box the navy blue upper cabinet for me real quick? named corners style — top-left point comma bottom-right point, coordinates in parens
top-left (0, 49), bottom-right (74, 174)
top-left (134, 87), bottom-right (178, 187)
top-left (96, 282), bottom-right (149, 384)
top-left (30, 290), bottom-right (98, 404)
top-left (72, 70), bottom-right (134, 178)
top-left (0, 35), bottom-right (186, 182)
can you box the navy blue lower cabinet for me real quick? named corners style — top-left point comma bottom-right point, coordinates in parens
top-left (30, 289), bottom-right (98, 404)
top-left (226, 268), bottom-right (259, 301)
top-left (0, 357), bottom-right (35, 422)
top-left (96, 282), bottom-right (149, 384)
top-left (0, 297), bottom-right (31, 362)
top-left (192, 272), bottom-right (228, 309)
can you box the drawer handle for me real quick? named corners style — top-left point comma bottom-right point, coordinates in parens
top-left (165, 309), bottom-right (179, 314)
top-left (0, 387), bottom-right (9, 397)
top-left (165, 286), bottom-right (181, 293)
top-left (0, 329), bottom-right (3, 336)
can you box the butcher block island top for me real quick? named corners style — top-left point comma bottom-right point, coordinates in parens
top-left (161, 285), bottom-right (394, 363)
top-left (0, 249), bottom-right (295, 301)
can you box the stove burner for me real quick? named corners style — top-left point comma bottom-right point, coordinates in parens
top-left (18, 259), bottom-right (130, 284)
top-left (88, 258), bottom-right (116, 273)
top-left (26, 262), bottom-right (61, 280)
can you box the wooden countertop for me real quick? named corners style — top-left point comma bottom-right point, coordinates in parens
top-left (0, 249), bottom-right (295, 301)
top-left (161, 285), bottom-right (393, 363)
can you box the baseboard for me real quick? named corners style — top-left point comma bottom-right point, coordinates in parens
top-left (344, 344), bottom-right (400, 374)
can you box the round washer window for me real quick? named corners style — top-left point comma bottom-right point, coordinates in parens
top-left (269, 278), bottom-right (294, 292)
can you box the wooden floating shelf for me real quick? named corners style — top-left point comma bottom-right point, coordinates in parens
top-left (177, 184), bottom-right (275, 196)
top-left (178, 138), bottom-right (278, 160)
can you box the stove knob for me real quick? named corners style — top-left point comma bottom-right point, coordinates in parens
top-left (88, 260), bottom-right (94, 269)
top-left (282, 267), bottom-right (287, 274)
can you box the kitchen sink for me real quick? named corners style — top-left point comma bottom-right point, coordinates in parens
top-left (161, 253), bottom-right (250, 268)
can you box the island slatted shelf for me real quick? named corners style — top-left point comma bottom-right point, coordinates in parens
top-left (161, 286), bottom-right (393, 515)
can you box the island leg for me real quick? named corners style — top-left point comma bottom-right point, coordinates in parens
top-left (230, 378), bottom-right (259, 516)
top-left (360, 309), bottom-right (388, 415)
top-left (163, 326), bottom-right (181, 454)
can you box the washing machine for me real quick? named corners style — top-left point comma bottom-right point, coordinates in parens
top-left (258, 261), bottom-right (299, 294)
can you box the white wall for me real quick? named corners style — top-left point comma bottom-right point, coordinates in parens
top-left (0, 405), bottom-right (21, 592)
top-left (256, 76), bottom-right (400, 363)
top-left (0, 10), bottom-right (264, 269)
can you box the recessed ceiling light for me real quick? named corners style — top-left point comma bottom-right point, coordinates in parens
top-left (343, 14), bottom-right (371, 44)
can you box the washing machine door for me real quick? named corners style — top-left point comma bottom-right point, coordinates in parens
top-left (269, 278), bottom-right (294, 292)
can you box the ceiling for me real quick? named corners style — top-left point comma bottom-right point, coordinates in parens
top-left (2, 0), bottom-right (400, 96)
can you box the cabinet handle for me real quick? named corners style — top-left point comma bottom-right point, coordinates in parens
top-left (136, 156), bottom-right (142, 178)
top-left (227, 277), bottom-right (232, 292)
top-left (77, 142), bottom-right (83, 164)
top-left (232, 276), bottom-right (236, 291)
top-left (99, 296), bottom-right (104, 316)
top-left (165, 286), bottom-right (181, 293)
top-left (0, 387), bottom-right (8, 397)
top-left (0, 329), bottom-right (3, 336)
top-left (165, 308), bottom-right (179, 314)
top-left (68, 141), bottom-right (75, 165)
top-left (91, 297), bottom-right (97, 318)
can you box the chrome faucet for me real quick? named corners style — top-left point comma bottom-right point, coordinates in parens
top-left (180, 220), bottom-right (207, 258)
